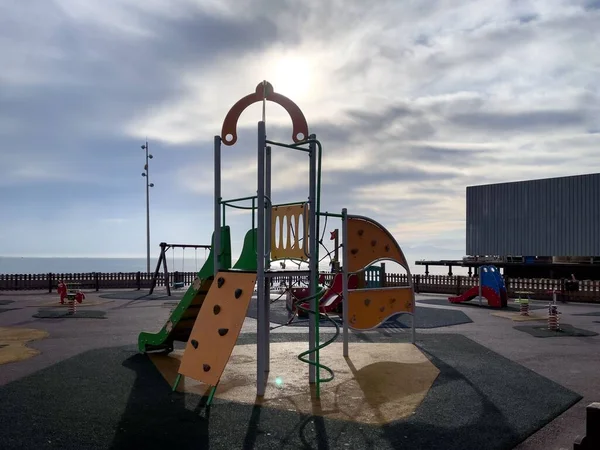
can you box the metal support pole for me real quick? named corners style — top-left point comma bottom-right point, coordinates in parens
top-left (264, 145), bottom-right (272, 372)
top-left (256, 121), bottom-right (268, 396)
top-left (308, 139), bottom-right (317, 383)
top-left (141, 140), bottom-right (152, 274)
top-left (411, 272), bottom-right (416, 344)
top-left (478, 269), bottom-right (483, 306)
top-left (342, 208), bottom-right (349, 357)
top-left (214, 136), bottom-right (221, 275)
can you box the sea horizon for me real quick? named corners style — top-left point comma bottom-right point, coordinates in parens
top-left (0, 255), bottom-right (470, 276)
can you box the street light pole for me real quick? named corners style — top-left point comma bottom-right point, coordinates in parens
top-left (141, 140), bottom-right (154, 274)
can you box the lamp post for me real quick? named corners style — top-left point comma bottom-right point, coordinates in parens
top-left (141, 140), bottom-right (154, 274)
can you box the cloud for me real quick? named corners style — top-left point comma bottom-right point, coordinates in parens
top-left (1, 0), bottom-right (599, 263)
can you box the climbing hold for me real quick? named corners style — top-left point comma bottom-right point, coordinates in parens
top-left (371, 240), bottom-right (377, 246)
top-left (385, 244), bottom-right (391, 252)
top-left (218, 328), bottom-right (229, 336)
top-left (213, 305), bottom-right (221, 315)
top-left (390, 297), bottom-right (396, 304)
top-left (350, 314), bottom-right (357, 323)
top-left (380, 306), bottom-right (385, 312)
top-left (364, 298), bottom-right (371, 306)
top-left (203, 364), bottom-right (211, 372)
top-left (358, 229), bottom-right (364, 236)
top-left (191, 339), bottom-right (198, 349)
top-left (351, 248), bottom-right (359, 255)
top-left (234, 288), bottom-right (242, 299)
top-left (217, 277), bottom-right (225, 288)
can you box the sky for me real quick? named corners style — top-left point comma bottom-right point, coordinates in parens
top-left (1, 0), bottom-right (599, 269)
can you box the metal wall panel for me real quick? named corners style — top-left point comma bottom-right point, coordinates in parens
top-left (466, 173), bottom-right (600, 256)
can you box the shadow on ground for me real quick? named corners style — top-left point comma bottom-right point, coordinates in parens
top-left (0, 333), bottom-right (581, 450)
top-left (418, 298), bottom-right (547, 311)
top-left (99, 290), bottom-right (186, 301)
top-left (249, 297), bottom-right (473, 329)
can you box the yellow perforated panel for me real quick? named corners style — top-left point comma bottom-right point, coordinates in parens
top-left (347, 217), bottom-right (409, 273)
top-left (271, 204), bottom-right (308, 261)
top-left (347, 287), bottom-right (414, 330)
top-left (178, 271), bottom-right (257, 386)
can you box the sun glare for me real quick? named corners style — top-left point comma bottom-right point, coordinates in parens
top-left (271, 56), bottom-right (312, 101)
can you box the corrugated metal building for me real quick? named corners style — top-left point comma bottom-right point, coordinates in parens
top-left (466, 173), bottom-right (600, 257)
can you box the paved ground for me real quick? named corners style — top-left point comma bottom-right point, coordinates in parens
top-left (0, 289), bottom-right (598, 449)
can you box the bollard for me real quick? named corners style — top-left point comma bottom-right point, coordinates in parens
top-left (548, 303), bottom-right (560, 331)
top-left (574, 402), bottom-right (600, 449)
top-left (519, 298), bottom-right (530, 316)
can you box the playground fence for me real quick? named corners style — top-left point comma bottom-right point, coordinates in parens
top-left (1, 272), bottom-right (599, 302)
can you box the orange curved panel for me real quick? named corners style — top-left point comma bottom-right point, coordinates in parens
top-left (178, 271), bottom-right (257, 386)
top-left (347, 287), bottom-right (414, 331)
top-left (221, 81), bottom-right (309, 146)
top-left (271, 204), bottom-right (308, 261)
top-left (347, 216), bottom-right (409, 273)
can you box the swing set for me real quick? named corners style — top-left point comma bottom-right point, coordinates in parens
top-left (148, 242), bottom-right (211, 296)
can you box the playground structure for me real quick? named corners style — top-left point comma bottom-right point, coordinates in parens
top-left (149, 242), bottom-right (212, 296)
top-left (138, 81), bottom-right (415, 402)
top-left (448, 265), bottom-right (507, 308)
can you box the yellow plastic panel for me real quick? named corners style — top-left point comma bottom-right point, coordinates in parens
top-left (347, 217), bottom-right (409, 273)
top-left (347, 287), bottom-right (414, 330)
top-left (271, 204), bottom-right (308, 261)
top-left (178, 271), bottom-right (257, 386)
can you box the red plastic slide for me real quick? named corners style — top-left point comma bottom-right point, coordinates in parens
top-left (290, 273), bottom-right (359, 315)
top-left (448, 285), bottom-right (502, 308)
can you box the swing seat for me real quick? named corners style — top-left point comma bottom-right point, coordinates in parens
top-left (171, 282), bottom-right (185, 289)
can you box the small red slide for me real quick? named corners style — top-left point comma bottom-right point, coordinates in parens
top-left (290, 273), bottom-right (359, 315)
top-left (448, 286), bottom-right (502, 308)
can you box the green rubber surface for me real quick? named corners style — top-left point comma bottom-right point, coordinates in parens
top-left (33, 309), bottom-right (107, 319)
top-left (514, 323), bottom-right (599, 338)
top-left (0, 333), bottom-right (582, 450)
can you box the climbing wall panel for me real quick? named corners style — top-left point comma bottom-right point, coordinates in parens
top-left (178, 271), bottom-right (257, 386)
top-left (271, 203), bottom-right (308, 261)
top-left (347, 217), bottom-right (409, 273)
top-left (347, 287), bottom-right (414, 330)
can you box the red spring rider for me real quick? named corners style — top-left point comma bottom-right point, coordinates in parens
top-left (75, 291), bottom-right (85, 303)
top-left (57, 281), bottom-right (68, 304)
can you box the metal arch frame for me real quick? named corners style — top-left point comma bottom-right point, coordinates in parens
top-left (213, 121), bottom-right (321, 397)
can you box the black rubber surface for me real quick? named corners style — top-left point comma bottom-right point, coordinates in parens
top-left (418, 298), bottom-right (547, 311)
top-left (32, 309), bottom-right (107, 319)
top-left (248, 297), bottom-right (472, 329)
top-left (514, 323), bottom-right (599, 338)
top-left (0, 300), bottom-right (15, 306)
top-left (99, 290), bottom-right (186, 301)
top-left (0, 308), bottom-right (20, 314)
top-left (572, 311), bottom-right (600, 316)
top-left (0, 333), bottom-right (580, 450)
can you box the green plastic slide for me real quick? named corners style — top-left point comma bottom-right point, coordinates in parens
top-left (137, 227), bottom-right (232, 353)
top-left (233, 228), bottom-right (258, 271)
